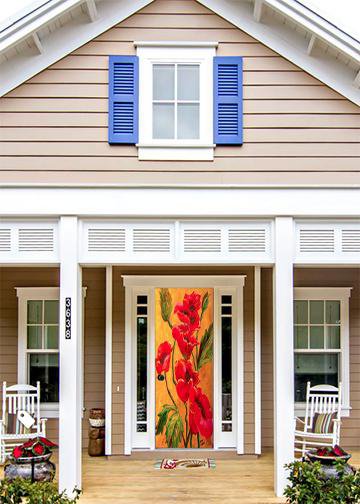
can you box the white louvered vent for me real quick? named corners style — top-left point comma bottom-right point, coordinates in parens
top-left (228, 229), bottom-right (266, 252)
top-left (88, 228), bottom-right (126, 252)
top-left (0, 229), bottom-right (11, 251)
top-left (133, 229), bottom-right (170, 252)
top-left (299, 229), bottom-right (335, 253)
top-left (183, 229), bottom-right (222, 253)
top-left (18, 229), bottom-right (54, 252)
top-left (342, 229), bottom-right (360, 253)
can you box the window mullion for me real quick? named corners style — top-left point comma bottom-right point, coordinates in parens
top-left (174, 63), bottom-right (178, 139)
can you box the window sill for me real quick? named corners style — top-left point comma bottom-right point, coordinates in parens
top-left (41, 404), bottom-right (59, 419)
top-left (295, 403), bottom-right (351, 418)
top-left (137, 145), bottom-right (215, 161)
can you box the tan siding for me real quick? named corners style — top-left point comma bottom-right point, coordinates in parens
top-left (111, 266), bottom-right (256, 456)
top-left (0, 267), bottom-right (106, 447)
top-left (0, 0), bottom-right (359, 185)
top-left (260, 267), bottom-right (360, 450)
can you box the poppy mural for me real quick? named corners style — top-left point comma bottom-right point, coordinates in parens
top-left (155, 288), bottom-right (214, 448)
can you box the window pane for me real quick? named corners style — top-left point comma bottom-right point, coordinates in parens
top-left (137, 316), bottom-right (147, 431)
top-left (137, 295), bottom-right (147, 305)
top-left (294, 301), bottom-right (308, 324)
top-left (177, 65), bottom-right (199, 100)
top-left (177, 103), bottom-right (199, 139)
top-left (294, 353), bottom-right (338, 402)
top-left (294, 326), bottom-right (308, 349)
top-left (310, 326), bottom-right (324, 349)
top-left (326, 301), bottom-right (340, 324)
top-left (327, 326), bottom-right (340, 349)
top-left (44, 300), bottom-right (59, 324)
top-left (310, 300), bottom-right (324, 324)
top-left (153, 65), bottom-right (174, 100)
top-left (27, 326), bottom-right (42, 349)
top-left (221, 317), bottom-right (232, 422)
top-left (29, 353), bottom-right (59, 403)
top-left (27, 301), bottom-right (42, 324)
top-left (221, 306), bottom-right (232, 315)
top-left (221, 295), bottom-right (232, 304)
top-left (45, 326), bottom-right (59, 349)
top-left (153, 104), bottom-right (174, 139)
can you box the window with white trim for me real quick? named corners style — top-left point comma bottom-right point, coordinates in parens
top-left (16, 288), bottom-right (60, 416)
top-left (293, 287), bottom-right (351, 414)
top-left (136, 43), bottom-right (216, 161)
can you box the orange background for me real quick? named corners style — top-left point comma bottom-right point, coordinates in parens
top-left (155, 287), bottom-right (214, 449)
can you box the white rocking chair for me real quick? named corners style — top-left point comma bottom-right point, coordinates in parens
top-left (0, 382), bottom-right (47, 463)
top-left (294, 381), bottom-right (342, 458)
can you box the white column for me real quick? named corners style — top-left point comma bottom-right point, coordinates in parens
top-left (105, 266), bottom-right (113, 455)
top-left (254, 266), bottom-right (261, 455)
top-left (59, 216), bottom-right (82, 494)
top-left (273, 217), bottom-right (294, 496)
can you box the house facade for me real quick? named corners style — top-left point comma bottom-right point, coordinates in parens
top-left (0, 0), bottom-right (359, 498)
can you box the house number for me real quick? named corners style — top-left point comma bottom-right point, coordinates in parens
top-left (65, 297), bottom-right (71, 339)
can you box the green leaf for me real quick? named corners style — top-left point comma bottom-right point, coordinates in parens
top-left (200, 292), bottom-right (209, 320)
top-left (197, 323), bottom-right (213, 370)
top-left (155, 404), bottom-right (176, 436)
top-left (165, 411), bottom-right (184, 448)
top-left (159, 288), bottom-right (173, 325)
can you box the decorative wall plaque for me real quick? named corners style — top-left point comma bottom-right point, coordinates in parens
top-left (65, 297), bottom-right (71, 339)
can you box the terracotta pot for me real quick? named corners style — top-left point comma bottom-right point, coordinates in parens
top-left (89, 408), bottom-right (105, 420)
top-left (4, 455), bottom-right (56, 482)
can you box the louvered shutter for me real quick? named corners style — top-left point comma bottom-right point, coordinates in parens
top-left (108, 55), bottom-right (139, 144)
top-left (213, 56), bottom-right (243, 145)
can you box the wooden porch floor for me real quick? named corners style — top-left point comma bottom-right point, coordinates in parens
top-left (79, 449), bottom-right (360, 503)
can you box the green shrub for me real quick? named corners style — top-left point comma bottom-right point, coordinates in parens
top-left (284, 459), bottom-right (360, 504)
top-left (0, 478), bottom-right (81, 504)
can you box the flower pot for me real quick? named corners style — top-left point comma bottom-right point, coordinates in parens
top-left (306, 450), bottom-right (355, 480)
top-left (4, 454), bottom-right (56, 482)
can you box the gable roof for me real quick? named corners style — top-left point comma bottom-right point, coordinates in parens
top-left (0, 0), bottom-right (359, 104)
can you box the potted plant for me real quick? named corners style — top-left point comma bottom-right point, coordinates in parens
top-left (4, 437), bottom-right (57, 482)
top-left (306, 445), bottom-right (354, 479)
top-left (0, 478), bottom-right (81, 503)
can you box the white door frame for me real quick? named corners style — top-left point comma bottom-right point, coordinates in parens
top-left (123, 275), bottom-right (246, 454)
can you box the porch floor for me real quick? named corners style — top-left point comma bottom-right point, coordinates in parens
top-left (80, 451), bottom-right (284, 503)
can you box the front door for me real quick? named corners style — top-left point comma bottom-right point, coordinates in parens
top-left (155, 288), bottom-right (214, 448)
top-left (125, 276), bottom-right (244, 452)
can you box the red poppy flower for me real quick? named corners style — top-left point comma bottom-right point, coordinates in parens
top-left (13, 446), bottom-right (24, 459)
top-left (155, 341), bottom-right (172, 375)
top-left (172, 325), bottom-right (199, 360)
top-left (174, 292), bottom-right (202, 333)
top-left (189, 387), bottom-right (213, 439)
top-left (175, 359), bottom-right (199, 402)
top-left (32, 442), bottom-right (45, 456)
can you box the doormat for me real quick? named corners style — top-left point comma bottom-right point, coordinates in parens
top-left (155, 458), bottom-right (215, 470)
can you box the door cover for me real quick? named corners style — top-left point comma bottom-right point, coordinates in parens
top-left (155, 288), bottom-right (214, 448)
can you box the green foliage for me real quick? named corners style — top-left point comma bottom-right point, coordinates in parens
top-left (155, 404), bottom-right (176, 436)
top-left (165, 411), bottom-right (184, 448)
top-left (197, 323), bottom-right (213, 370)
top-left (0, 478), bottom-right (81, 504)
top-left (159, 288), bottom-right (173, 326)
top-left (200, 292), bottom-right (209, 320)
top-left (284, 460), bottom-right (360, 504)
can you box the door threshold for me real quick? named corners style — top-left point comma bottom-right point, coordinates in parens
top-left (116, 450), bottom-right (258, 460)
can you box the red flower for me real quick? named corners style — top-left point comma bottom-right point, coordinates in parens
top-left (332, 445), bottom-right (346, 457)
top-left (13, 446), bottom-right (24, 459)
top-left (38, 437), bottom-right (58, 448)
top-left (22, 440), bottom-right (34, 449)
top-left (189, 387), bottom-right (213, 439)
top-left (172, 325), bottom-right (199, 360)
top-left (174, 292), bottom-right (202, 333)
top-left (175, 359), bottom-right (199, 402)
top-left (155, 341), bottom-right (172, 374)
top-left (32, 442), bottom-right (45, 456)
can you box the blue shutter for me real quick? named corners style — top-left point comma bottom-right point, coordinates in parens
top-left (214, 56), bottom-right (243, 145)
top-left (108, 55), bottom-right (139, 144)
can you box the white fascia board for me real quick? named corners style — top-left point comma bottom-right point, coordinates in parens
top-left (0, 0), bottom-right (153, 97)
top-left (1, 187), bottom-right (360, 218)
top-left (198, 0), bottom-right (360, 105)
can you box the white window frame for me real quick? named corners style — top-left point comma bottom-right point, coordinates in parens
top-left (135, 42), bottom-right (217, 161)
top-left (123, 275), bottom-right (245, 454)
top-left (294, 287), bottom-right (352, 417)
top-left (16, 287), bottom-right (86, 418)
